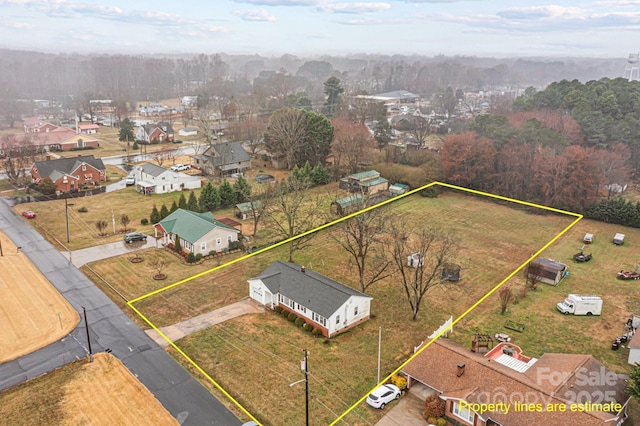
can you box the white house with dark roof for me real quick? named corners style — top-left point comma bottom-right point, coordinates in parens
top-left (154, 208), bottom-right (240, 255)
top-left (193, 141), bottom-right (251, 176)
top-left (135, 162), bottom-right (201, 195)
top-left (248, 261), bottom-right (372, 338)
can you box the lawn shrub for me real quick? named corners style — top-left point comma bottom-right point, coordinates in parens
top-left (186, 252), bottom-right (196, 263)
top-left (391, 374), bottom-right (407, 390)
top-left (209, 250), bottom-right (216, 256)
top-left (436, 418), bottom-right (447, 426)
top-left (140, 218), bottom-right (149, 225)
top-left (312, 328), bottom-right (322, 336)
top-left (195, 253), bottom-right (203, 261)
top-left (295, 317), bottom-right (305, 327)
top-left (281, 309), bottom-right (290, 318)
top-left (229, 241), bottom-right (239, 250)
top-left (77, 206), bottom-right (88, 213)
top-left (274, 306), bottom-right (283, 314)
top-left (287, 312), bottom-right (297, 322)
top-left (423, 394), bottom-right (446, 419)
top-left (302, 323), bottom-right (311, 331)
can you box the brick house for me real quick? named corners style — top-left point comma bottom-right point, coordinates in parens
top-left (31, 155), bottom-right (107, 192)
top-left (402, 339), bottom-right (630, 426)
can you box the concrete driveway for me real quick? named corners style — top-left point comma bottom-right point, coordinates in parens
top-left (146, 299), bottom-right (265, 347)
top-left (61, 236), bottom-right (158, 267)
top-left (375, 382), bottom-right (434, 426)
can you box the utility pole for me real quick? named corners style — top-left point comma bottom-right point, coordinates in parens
top-left (82, 306), bottom-right (93, 362)
top-left (303, 349), bottom-right (309, 426)
top-left (65, 194), bottom-right (70, 244)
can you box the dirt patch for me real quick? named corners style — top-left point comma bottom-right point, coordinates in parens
top-left (0, 231), bottom-right (79, 363)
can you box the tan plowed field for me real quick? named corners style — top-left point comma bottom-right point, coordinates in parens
top-left (0, 230), bottom-right (79, 363)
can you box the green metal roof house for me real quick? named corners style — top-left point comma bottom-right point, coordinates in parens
top-left (154, 208), bottom-right (240, 255)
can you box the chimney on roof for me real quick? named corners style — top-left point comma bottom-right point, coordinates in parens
top-left (301, 266), bottom-right (305, 273)
top-left (46, 155), bottom-right (51, 161)
top-left (457, 362), bottom-right (465, 377)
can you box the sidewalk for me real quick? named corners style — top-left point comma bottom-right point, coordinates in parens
top-left (145, 299), bottom-right (265, 347)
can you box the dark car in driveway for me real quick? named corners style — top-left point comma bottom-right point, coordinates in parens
top-left (124, 232), bottom-right (147, 243)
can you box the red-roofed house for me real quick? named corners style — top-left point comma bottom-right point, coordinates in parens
top-left (78, 123), bottom-right (99, 134)
top-left (401, 339), bottom-right (630, 426)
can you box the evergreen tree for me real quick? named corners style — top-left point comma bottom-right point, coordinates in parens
top-left (174, 234), bottom-right (182, 253)
top-left (178, 193), bottom-right (187, 209)
top-left (219, 179), bottom-right (236, 206)
top-left (187, 190), bottom-right (199, 211)
top-left (118, 118), bottom-right (135, 142)
top-left (159, 204), bottom-right (170, 220)
top-left (199, 182), bottom-right (220, 212)
top-left (233, 176), bottom-right (252, 203)
top-left (311, 163), bottom-right (332, 185)
top-left (132, 140), bottom-right (139, 150)
top-left (150, 205), bottom-right (161, 224)
top-left (170, 200), bottom-right (178, 213)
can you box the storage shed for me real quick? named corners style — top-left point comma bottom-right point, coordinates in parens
top-left (528, 258), bottom-right (568, 286)
top-left (614, 233), bottom-right (625, 245)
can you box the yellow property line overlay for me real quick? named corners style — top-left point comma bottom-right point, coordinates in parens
top-left (125, 181), bottom-right (582, 426)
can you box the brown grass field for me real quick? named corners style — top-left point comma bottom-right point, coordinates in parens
top-left (0, 231), bottom-right (79, 364)
top-left (121, 189), bottom-right (577, 426)
top-left (0, 353), bottom-right (178, 425)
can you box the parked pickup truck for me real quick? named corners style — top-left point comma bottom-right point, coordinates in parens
top-left (170, 164), bottom-right (191, 172)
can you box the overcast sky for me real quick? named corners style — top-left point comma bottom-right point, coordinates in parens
top-left (1, 0), bottom-right (639, 58)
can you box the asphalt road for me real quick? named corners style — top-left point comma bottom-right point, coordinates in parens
top-left (0, 198), bottom-right (241, 426)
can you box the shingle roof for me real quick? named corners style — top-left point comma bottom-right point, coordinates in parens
top-left (251, 261), bottom-right (371, 318)
top-left (402, 339), bottom-right (628, 426)
top-left (156, 209), bottom-right (238, 243)
top-left (236, 201), bottom-right (261, 213)
top-left (141, 162), bottom-right (169, 177)
top-left (204, 141), bottom-right (251, 166)
top-left (33, 155), bottom-right (105, 179)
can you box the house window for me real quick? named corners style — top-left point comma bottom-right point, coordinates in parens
top-left (452, 401), bottom-right (475, 423)
top-left (354, 306), bottom-right (358, 316)
top-left (336, 315), bottom-right (340, 325)
top-left (81, 165), bottom-right (86, 171)
top-left (216, 238), bottom-right (222, 245)
top-left (227, 235), bottom-right (232, 242)
top-left (201, 242), bottom-right (206, 252)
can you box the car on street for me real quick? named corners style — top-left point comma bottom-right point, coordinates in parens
top-left (365, 384), bottom-right (401, 409)
top-left (21, 210), bottom-right (36, 219)
top-left (170, 164), bottom-right (191, 172)
top-left (124, 232), bottom-right (147, 243)
top-left (125, 176), bottom-right (135, 186)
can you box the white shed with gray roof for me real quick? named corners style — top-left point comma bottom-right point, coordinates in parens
top-left (248, 261), bottom-right (372, 338)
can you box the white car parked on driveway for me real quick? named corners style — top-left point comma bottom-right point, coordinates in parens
top-left (170, 164), bottom-right (191, 172)
top-left (366, 384), bottom-right (401, 409)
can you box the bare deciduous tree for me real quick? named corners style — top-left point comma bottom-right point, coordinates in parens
top-left (263, 107), bottom-right (307, 170)
top-left (95, 220), bottom-right (108, 236)
top-left (331, 118), bottom-right (378, 176)
top-left (247, 182), bottom-right (276, 237)
top-left (390, 222), bottom-right (458, 320)
top-left (330, 204), bottom-right (394, 293)
top-left (525, 261), bottom-right (544, 291)
top-left (499, 285), bottom-right (515, 314)
top-left (262, 175), bottom-right (324, 262)
top-left (149, 256), bottom-right (166, 278)
top-left (120, 214), bottom-right (130, 233)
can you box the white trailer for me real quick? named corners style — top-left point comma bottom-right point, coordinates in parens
top-left (557, 294), bottom-right (602, 316)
